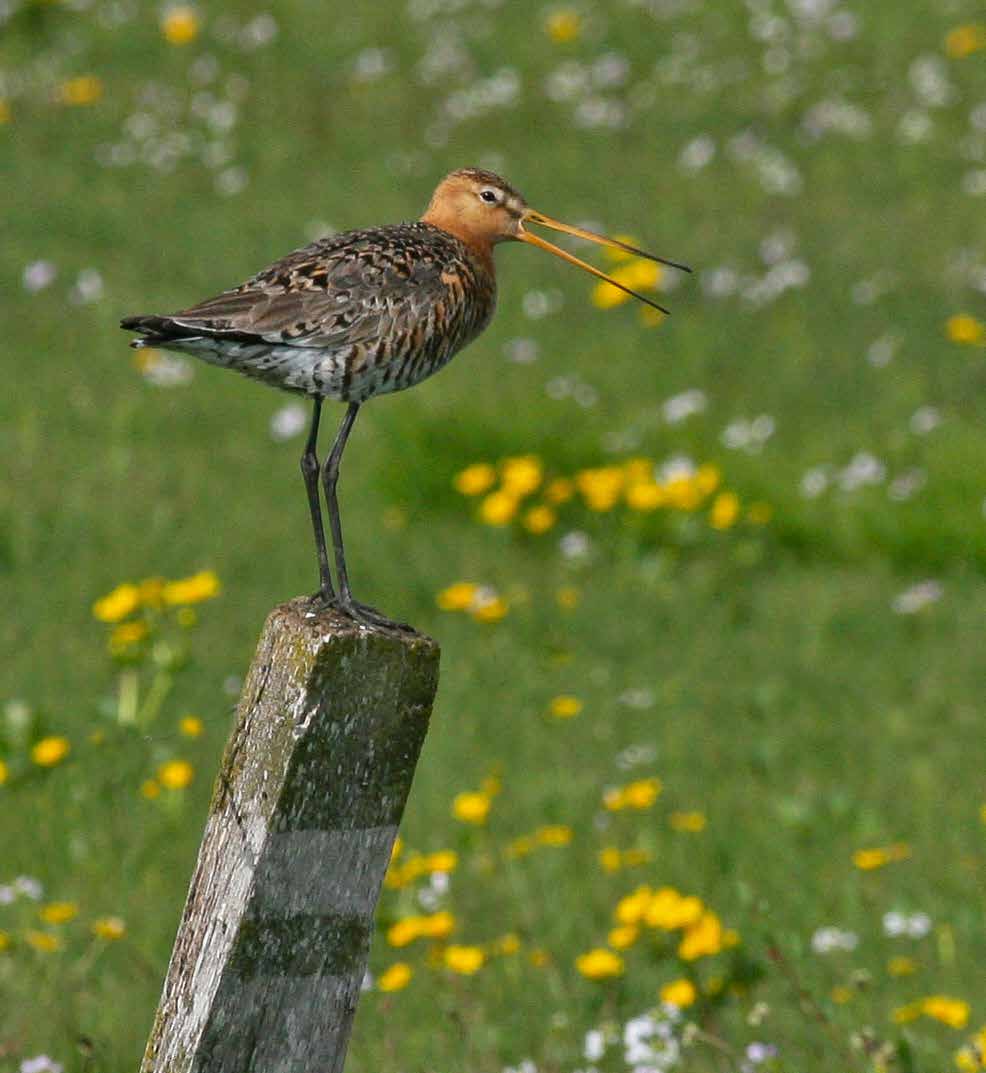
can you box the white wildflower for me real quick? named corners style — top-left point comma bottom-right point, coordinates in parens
top-left (891, 582), bottom-right (943, 615)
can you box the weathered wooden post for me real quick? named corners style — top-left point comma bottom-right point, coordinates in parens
top-left (140, 597), bottom-right (440, 1073)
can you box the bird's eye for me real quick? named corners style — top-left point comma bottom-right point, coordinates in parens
top-left (479, 189), bottom-right (499, 204)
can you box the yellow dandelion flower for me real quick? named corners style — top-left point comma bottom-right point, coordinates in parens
top-left (535, 824), bottom-right (572, 846)
top-left (157, 760), bottom-right (194, 790)
top-left (923, 996), bottom-right (970, 1029)
top-left (57, 75), bottom-right (103, 106)
top-left (608, 924), bottom-right (639, 949)
top-left (576, 948), bottom-right (624, 979)
top-left (0, 929), bottom-right (10, 951)
top-left (179, 715), bottom-right (204, 738)
top-left (501, 455), bottom-right (543, 496)
top-left (479, 490), bottom-right (518, 526)
top-left (140, 778), bottom-right (161, 799)
top-left (470, 595), bottom-right (508, 623)
top-left (604, 776), bottom-right (662, 811)
top-left (544, 477), bottom-right (575, 503)
top-left (575, 466), bottom-right (624, 511)
top-left (92, 916), bottom-right (126, 940)
top-left (614, 885), bottom-right (654, 926)
top-left (378, 962), bottom-right (413, 992)
top-left (892, 1001), bottom-right (923, 1023)
top-left (0, 759), bottom-right (8, 786)
top-left (387, 917), bottom-right (422, 948)
top-left (710, 491), bottom-right (741, 530)
top-left (109, 620), bottom-right (149, 651)
top-left (436, 581), bottom-right (479, 611)
top-left (645, 888), bottom-right (704, 931)
top-left (626, 481), bottom-right (665, 511)
top-left (444, 944), bottom-right (485, 974)
top-left (598, 846), bottom-right (622, 872)
top-left (454, 463), bottom-right (497, 496)
top-left (832, 986), bottom-right (854, 1005)
top-left (852, 843), bottom-right (911, 870)
top-left (679, 911), bottom-right (724, 960)
top-left (93, 583), bottom-right (140, 622)
top-left (695, 464), bottom-right (721, 496)
top-left (419, 911), bottom-right (456, 940)
top-left (31, 736), bottom-right (70, 768)
top-left (592, 259), bottom-right (662, 309)
top-left (161, 5), bottom-right (200, 45)
top-left (452, 791), bottom-right (491, 825)
top-left (522, 504), bottom-right (557, 534)
top-left (946, 314), bottom-right (985, 344)
top-left (529, 947), bottom-right (550, 967)
top-left (661, 978), bottom-right (697, 1008)
top-left (25, 930), bottom-right (61, 953)
top-left (425, 850), bottom-right (458, 873)
top-left (670, 810), bottom-right (707, 833)
top-left (40, 901), bottom-right (78, 925)
top-left (945, 24), bottom-right (986, 58)
top-left (888, 956), bottom-right (917, 976)
top-left (665, 475), bottom-right (701, 511)
top-left (853, 847), bottom-right (889, 870)
top-left (549, 694), bottom-right (582, 719)
top-left (545, 8), bottom-right (581, 43)
top-left (161, 570), bottom-right (220, 606)
top-left (624, 778), bottom-right (662, 807)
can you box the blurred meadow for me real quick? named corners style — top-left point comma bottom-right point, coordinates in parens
top-left (3, 0), bottom-right (986, 1070)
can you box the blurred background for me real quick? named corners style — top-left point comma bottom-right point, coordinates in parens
top-left (2, 0), bottom-right (985, 1070)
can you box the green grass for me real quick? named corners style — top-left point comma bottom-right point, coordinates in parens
top-left (2, 0), bottom-right (986, 1070)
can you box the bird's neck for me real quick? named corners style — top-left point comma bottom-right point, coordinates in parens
top-left (420, 212), bottom-right (496, 273)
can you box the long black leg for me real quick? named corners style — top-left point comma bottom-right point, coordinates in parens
top-left (322, 402), bottom-right (360, 606)
top-left (321, 403), bottom-right (412, 631)
top-left (300, 397), bottom-right (334, 601)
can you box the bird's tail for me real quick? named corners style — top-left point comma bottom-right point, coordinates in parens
top-left (121, 314), bottom-right (186, 349)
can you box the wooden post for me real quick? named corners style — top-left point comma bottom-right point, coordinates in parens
top-left (140, 597), bottom-right (440, 1073)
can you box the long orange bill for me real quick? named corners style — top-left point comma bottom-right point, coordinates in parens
top-left (519, 210), bottom-right (691, 316)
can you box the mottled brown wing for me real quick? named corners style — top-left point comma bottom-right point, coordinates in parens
top-left (163, 226), bottom-right (453, 351)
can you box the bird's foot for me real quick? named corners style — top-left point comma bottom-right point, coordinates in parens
top-left (339, 597), bottom-right (415, 633)
top-left (304, 588), bottom-right (414, 632)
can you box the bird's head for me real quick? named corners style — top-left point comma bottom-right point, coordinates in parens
top-left (422, 168), bottom-right (528, 247)
top-left (422, 167), bottom-right (690, 313)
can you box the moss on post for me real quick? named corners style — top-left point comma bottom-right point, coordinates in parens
top-left (140, 598), bottom-right (440, 1073)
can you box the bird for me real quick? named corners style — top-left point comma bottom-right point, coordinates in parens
top-left (121, 168), bottom-right (690, 627)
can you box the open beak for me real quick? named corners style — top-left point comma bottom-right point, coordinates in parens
top-left (518, 209), bottom-right (691, 316)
